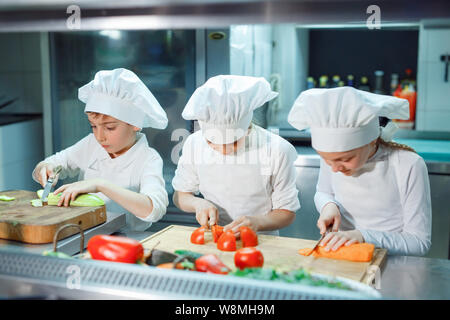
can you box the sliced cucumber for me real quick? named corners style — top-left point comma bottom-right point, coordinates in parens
top-left (36, 189), bottom-right (105, 207)
top-left (0, 195), bottom-right (15, 201)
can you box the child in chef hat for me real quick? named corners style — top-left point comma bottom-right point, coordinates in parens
top-left (32, 68), bottom-right (169, 231)
top-left (288, 86), bottom-right (431, 256)
top-left (172, 75), bottom-right (300, 236)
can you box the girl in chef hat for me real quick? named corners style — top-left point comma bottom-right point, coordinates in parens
top-left (172, 75), bottom-right (300, 236)
top-left (288, 86), bottom-right (431, 256)
top-left (32, 68), bottom-right (169, 231)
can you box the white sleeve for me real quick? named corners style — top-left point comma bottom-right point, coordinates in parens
top-left (138, 152), bottom-right (169, 223)
top-left (314, 158), bottom-right (343, 214)
top-left (270, 141), bottom-right (300, 212)
top-left (32, 135), bottom-right (91, 183)
top-left (171, 136), bottom-right (199, 193)
top-left (359, 157), bottom-right (432, 256)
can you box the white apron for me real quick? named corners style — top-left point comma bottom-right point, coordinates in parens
top-left (197, 160), bottom-right (279, 236)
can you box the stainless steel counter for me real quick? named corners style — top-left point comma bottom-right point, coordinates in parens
top-left (378, 255), bottom-right (450, 300)
top-left (294, 148), bottom-right (450, 174)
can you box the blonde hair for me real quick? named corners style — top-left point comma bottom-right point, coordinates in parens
top-left (377, 137), bottom-right (416, 153)
top-left (86, 111), bottom-right (106, 119)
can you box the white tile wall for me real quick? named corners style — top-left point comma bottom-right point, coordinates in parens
top-left (416, 26), bottom-right (450, 132)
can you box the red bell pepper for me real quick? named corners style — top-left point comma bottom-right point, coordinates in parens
top-left (211, 225), bottom-right (224, 243)
top-left (217, 230), bottom-right (236, 251)
top-left (87, 235), bottom-right (144, 264)
top-left (195, 254), bottom-right (230, 274)
top-left (239, 226), bottom-right (258, 247)
top-left (234, 247), bottom-right (264, 270)
top-left (190, 226), bottom-right (207, 244)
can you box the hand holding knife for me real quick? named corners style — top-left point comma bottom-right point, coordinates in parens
top-left (305, 226), bottom-right (333, 256)
top-left (41, 165), bottom-right (62, 203)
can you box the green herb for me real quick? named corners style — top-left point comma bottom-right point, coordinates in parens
top-left (42, 251), bottom-right (73, 259)
top-left (174, 250), bottom-right (204, 260)
top-left (180, 260), bottom-right (195, 270)
top-left (230, 267), bottom-right (353, 291)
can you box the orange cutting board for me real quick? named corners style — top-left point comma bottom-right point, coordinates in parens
top-left (0, 190), bottom-right (107, 244)
top-left (141, 225), bottom-right (388, 285)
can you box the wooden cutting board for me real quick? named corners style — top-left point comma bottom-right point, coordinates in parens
top-left (0, 190), bottom-right (107, 244)
top-left (141, 225), bottom-right (388, 285)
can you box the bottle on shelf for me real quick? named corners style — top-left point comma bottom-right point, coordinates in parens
top-left (338, 80), bottom-right (345, 87)
top-left (358, 76), bottom-right (371, 92)
top-left (319, 75), bottom-right (329, 88)
top-left (390, 73), bottom-right (399, 95)
top-left (346, 74), bottom-right (355, 87)
top-left (306, 76), bottom-right (315, 89)
top-left (392, 68), bottom-right (417, 129)
top-left (331, 75), bottom-right (340, 88)
top-left (373, 70), bottom-right (385, 94)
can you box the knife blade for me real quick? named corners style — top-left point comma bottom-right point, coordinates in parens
top-left (305, 226), bottom-right (332, 256)
top-left (41, 166), bottom-right (62, 203)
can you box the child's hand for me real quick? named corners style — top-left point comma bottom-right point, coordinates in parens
top-left (224, 216), bottom-right (259, 238)
top-left (317, 202), bottom-right (341, 235)
top-left (33, 162), bottom-right (59, 187)
top-left (319, 229), bottom-right (364, 252)
top-left (54, 178), bottom-right (104, 207)
top-left (194, 199), bottom-right (219, 227)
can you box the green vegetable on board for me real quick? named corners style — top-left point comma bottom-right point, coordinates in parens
top-left (30, 199), bottom-right (43, 207)
top-left (0, 195), bottom-right (15, 201)
top-left (36, 189), bottom-right (105, 207)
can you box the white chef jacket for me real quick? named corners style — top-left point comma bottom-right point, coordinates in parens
top-left (314, 144), bottom-right (432, 256)
top-left (34, 133), bottom-right (168, 231)
top-left (172, 124), bottom-right (301, 235)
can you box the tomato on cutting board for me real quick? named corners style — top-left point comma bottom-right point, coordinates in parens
top-left (190, 226), bottom-right (207, 244)
top-left (211, 225), bottom-right (224, 243)
top-left (239, 226), bottom-right (258, 247)
top-left (234, 247), bottom-right (264, 270)
top-left (217, 230), bottom-right (237, 251)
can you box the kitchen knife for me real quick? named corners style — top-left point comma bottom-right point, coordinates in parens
top-left (305, 226), bottom-right (332, 256)
top-left (41, 166), bottom-right (62, 203)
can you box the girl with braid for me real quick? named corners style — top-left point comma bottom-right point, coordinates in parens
top-left (288, 87), bottom-right (431, 256)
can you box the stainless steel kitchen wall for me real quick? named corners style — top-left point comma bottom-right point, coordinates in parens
top-left (48, 30), bottom-right (196, 207)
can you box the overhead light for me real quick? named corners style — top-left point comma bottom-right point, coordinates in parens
top-left (99, 30), bottom-right (122, 40)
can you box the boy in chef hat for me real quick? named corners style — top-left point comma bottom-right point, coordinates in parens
top-left (172, 75), bottom-right (300, 236)
top-left (32, 68), bottom-right (169, 231)
top-left (288, 86), bottom-right (431, 256)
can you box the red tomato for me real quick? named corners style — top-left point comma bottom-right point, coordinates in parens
top-left (195, 254), bottom-right (230, 274)
top-left (212, 225), bottom-right (224, 243)
top-left (217, 230), bottom-right (236, 251)
top-left (239, 226), bottom-right (258, 247)
top-left (87, 235), bottom-right (144, 264)
top-left (190, 226), bottom-right (206, 245)
top-left (234, 247), bottom-right (264, 270)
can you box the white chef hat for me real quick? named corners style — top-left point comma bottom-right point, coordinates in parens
top-left (287, 86), bottom-right (410, 152)
top-left (182, 75), bottom-right (278, 144)
top-left (78, 68), bottom-right (168, 129)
